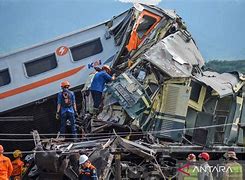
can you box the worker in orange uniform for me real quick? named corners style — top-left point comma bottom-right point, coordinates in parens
top-left (0, 144), bottom-right (13, 180)
top-left (11, 150), bottom-right (24, 180)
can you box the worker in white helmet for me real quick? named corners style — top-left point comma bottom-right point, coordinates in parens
top-left (79, 154), bottom-right (97, 180)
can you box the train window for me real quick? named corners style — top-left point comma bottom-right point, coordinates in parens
top-left (190, 81), bottom-right (202, 102)
top-left (0, 68), bottom-right (11, 86)
top-left (189, 81), bottom-right (206, 111)
top-left (137, 15), bottom-right (157, 39)
top-left (71, 38), bottom-right (103, 61)
top-left (25, 54), bottom-right (57, 77)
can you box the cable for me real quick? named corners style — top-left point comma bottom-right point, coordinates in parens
top-left (0, 139), bottom-right (34, 141)
top-left (0, 122), bottom-right (235, 136)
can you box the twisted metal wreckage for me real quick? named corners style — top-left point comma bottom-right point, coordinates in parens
top-left (8, 4), bottom-right (245, 180)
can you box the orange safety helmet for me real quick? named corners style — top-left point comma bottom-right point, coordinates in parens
top-left (187, 153), bottom-right (196, 161)
top-left (61, 80), bottom-right (70, 88)
top-left (198, 152), bottom-right (210, 161)
top-left (0, 145), bottom-right (3, 152)
top-left (102, 65), bottom-right (111, 74)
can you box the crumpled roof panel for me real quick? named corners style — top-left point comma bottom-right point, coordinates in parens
top-left (195, 71), bottom-right (240, 97)
top-left (142, 31), bottom-right (205, 78)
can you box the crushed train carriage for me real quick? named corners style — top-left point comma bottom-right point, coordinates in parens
top-left (79, 4), bottom-right (245, 149)
top-left (1, 3), bottom-right (245, 179)
top-left (98, 31), bottom-right (245, 148)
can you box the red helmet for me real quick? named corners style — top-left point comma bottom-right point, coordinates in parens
top-left (61, 80), bottom-right (70, 88)
top-left (198, 152), bottom-right (210, 161)
top-left (187, 153), bottom-right (196, 161)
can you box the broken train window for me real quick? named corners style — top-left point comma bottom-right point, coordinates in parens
top-left (137, 15), bottom-right (157, 39)
top-left (145, 82), bottom-right (159, 98)
top-left (131, 62), bottom-right (152, 82)
top-left (136, 11), bottom-right (161, 40)
top-left (130, 62), bottom-right (160, 99)
top-left (214, 96), bottom-right (232, 143)
top-left (188, 81), bottom-right (206, 111)
top-left (126, 11), bottom-right (161, 51)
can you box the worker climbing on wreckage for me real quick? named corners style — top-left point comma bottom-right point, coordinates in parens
top-left (0, 145), bottom-right (13, 180)
top-left (79, 154), bottom-right (98, 180)
top-left (90, 65), bottom-right (115, 114)
top-left (81, 66), bottom-right (102, 114)
top-left (11, 150), bottom-right (24, 180)
top-left (56, 80), bottom-right (78, 141)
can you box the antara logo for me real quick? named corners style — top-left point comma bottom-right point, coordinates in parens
top-left (193, 166), bottom-right (233, 173)
top-left (178, 163), bottom-right (233, 175)
top-left (88, 60), bottom-right (102, 69)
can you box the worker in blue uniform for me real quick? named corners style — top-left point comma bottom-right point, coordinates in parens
top-left (90, 65), bottom-right (115, 114)
top-left (56, 80), bottom-right (78, 140)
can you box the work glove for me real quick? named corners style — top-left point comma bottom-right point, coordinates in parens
top-left (56, 112), bottom-right (60, 120)
top-left (75, 111), bottom-right (79, 118)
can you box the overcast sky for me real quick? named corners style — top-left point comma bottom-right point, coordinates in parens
top-left (0, 0), bottom-right (244, 60)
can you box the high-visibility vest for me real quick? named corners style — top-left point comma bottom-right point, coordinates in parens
top-left (0, 154), bottom-right (13, 180)
top-left (224, 162), bottom-right (243, 180)
top-left (183, 165), bottom-right (198, 180)
top-left (11, 158), bottom-right (24, 179)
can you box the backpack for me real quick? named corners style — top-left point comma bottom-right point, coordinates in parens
top-left (61, 90), bottom-right (72, 108)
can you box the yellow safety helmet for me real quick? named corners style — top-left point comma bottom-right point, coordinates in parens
top-left (13, 150), bottom-right (22, 158)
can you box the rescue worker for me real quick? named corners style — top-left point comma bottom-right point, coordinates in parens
top-left (90, 65), bottom-right (115, 114)
top-left (198, 152), bottom-right (213, 180)
top-left (222, 151), bottom-right (243, 180)
top-left (0, 144), bottom-right (13, 180)
top-left (178, 153), bottom-right (198, 180)
top-left (79, 154), bottom-right (98, 180)
top-left (11, 150), bottom-right (24, 180)
top-left (56, 80), bottom-right (78, 140)
top-left (81, 66), bottom-right (102, 114)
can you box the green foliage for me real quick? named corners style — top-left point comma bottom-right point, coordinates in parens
top-left (205, 60), bottom-right (245, 73)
